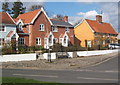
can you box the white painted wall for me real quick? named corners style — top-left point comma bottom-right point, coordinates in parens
top-left (77, 49), bottom-right (118, 56)
top-left (1, 53), bottom-right (36, 62)
top-left (0, 49), bottom-right (118, 62)
top-left (67, 52), bottom-right (74, 58)
top-left (43, 53), bottom-right (56, 60)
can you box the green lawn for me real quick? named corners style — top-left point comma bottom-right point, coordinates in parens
top-left (1, 77), bottom-right (72, 85)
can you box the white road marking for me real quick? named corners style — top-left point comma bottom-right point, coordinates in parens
top-left (77, 77), bottom-right (118, 81)
top-left (13, 74), bottom-right (58, 78)
top-left (75, 70), bottom-right (118, 73)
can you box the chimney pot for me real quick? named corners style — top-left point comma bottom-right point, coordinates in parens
top-left (96, 15), bottom-right (102, 23)
top-left (64, 16), bottom-right (68, 22)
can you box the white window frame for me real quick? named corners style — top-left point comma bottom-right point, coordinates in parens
top-left (36, 37), bottom-right (41, 45)
top-left (44, 38), bottom-right (47, 44)
top-left (39, 24), bottom-right (44, 31)
top-left (18, 38), bottom-right (25, 45)
top-left (18, 22), bottom-right (23, 31)
top-left (52, 26), bottom-right (58, 32)
top-left (65, 27), bottom-right (69, 32)
top-left (87, 40), bottom-right (91, 47)
top-left (0, 25), bottom-right (6, 32)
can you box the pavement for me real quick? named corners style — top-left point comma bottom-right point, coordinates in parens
top-left (2, 53), bottom-right (118, 83)
top-left (1, 52), bottom-right (118, 70)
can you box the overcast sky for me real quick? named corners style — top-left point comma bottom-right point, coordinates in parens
top-left (1, 0), bottom-right (120, 32)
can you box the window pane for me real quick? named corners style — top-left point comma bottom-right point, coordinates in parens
top-left (40, 24), bottom-right (44, 31)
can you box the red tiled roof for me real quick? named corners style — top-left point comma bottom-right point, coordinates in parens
top-left (7, 31), bottom-right (13, 37)
top-left (85, 19), bottom-right (118, 35)
top-left (23, 28), bottom-right (29, 33)
top-left (16, 9), bottom-right (40, 24)
top-left (13, 18), bottom-right (19, 23)
top-left (0, 12), bottom-right (15, 25)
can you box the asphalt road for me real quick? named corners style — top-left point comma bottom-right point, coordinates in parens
top-left (2, 54), bottom-right (118, 83)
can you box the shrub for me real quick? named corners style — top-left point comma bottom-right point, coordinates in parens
top-left (2, 41), bottom-right (17, 55)
top-left (34, 46), bottom-right (44, 51)
top-left (63, 45), bottom-right (87, 52)
top-left (18, 45), bottom-right (27, 54)
top-left (27, 46), bottom-right (35, 52)
top-left (52, 43), bottom-right (63, 52)
top-left (2, 46), bottom-right (16, 55)
top-left (52, 44), bottom-right (87, 52)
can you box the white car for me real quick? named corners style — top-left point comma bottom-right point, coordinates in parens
top-left (109, 43), bottom-right (120, 49)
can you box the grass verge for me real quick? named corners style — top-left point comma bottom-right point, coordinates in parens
top-left (1, 77), bottom-right (73, 85)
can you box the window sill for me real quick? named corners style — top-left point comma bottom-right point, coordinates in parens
top-left (66, 31), bottom-right (69, 33)
top-left (39, 30), bottom-right (45, 32)
top-left (52, 31), bottom-right (58, 32)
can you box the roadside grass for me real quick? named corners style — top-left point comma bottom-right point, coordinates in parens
top-left (1, 77), bottom-right (74, 85)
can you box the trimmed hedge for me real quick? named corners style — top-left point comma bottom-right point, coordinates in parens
top-left (52, 43), bottom-right (87, 52)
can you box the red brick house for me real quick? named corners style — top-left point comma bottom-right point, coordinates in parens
top-left (14, 8), bottom-right (74, 49)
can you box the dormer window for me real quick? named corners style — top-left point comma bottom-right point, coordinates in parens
top-left (40, 24), bottom-right (44, 31)
top-left (102, 34), bottom-right (105, 37)
top-left (18, 22), bottom-right (22, 31)
top-left (107, 34), bottom-right (110, 37)
top-left (52, 26), bottom-right (58, 32)
top-left (94, 32), bottom-right (98, 37)
top-left (65, 27), bottom-right (69, 32)
top-left (0, 25), bottom-right (6, 32)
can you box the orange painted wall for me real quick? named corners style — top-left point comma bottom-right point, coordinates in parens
top-left (74, 20), bottom-right (94, 47)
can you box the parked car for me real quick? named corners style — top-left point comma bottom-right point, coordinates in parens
top-left (108, 43), bottom-right (120, 49)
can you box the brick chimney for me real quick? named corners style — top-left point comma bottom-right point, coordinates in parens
top-left (96, 15), bottom-right (102, 23)
top-left (64, 16), bottom-right (68, 22)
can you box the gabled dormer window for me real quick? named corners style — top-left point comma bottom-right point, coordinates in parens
top-left (18, 22), bottom-right (22, 31)
top-left (0, 25), bottom-right (6, 32)
top-left (52, 26), bottom-right (58, 32)
top-left (65, 27), bottom-right (69, 32)
top-left (40, 24), bottom-right (44, 31)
